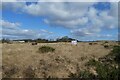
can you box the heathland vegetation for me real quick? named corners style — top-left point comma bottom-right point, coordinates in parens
top-left (1, 37), bottom-right (119, 79)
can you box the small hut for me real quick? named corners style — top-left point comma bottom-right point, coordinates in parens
top-left (71, 40), bottom-right (77, 45)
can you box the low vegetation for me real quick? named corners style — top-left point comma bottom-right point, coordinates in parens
top-left (89, 42), bottom-right (97, 45)
top-left (11, 36), bottom-right (78, 43)
top-left (1, 38), bottom-right (12, 43)
top-left (89, 43), bottom-right (93, 45)
top-left (38, 46), bottom-right (55, 53)
top-left (103, 45), bottom-right (109, 48)
top-left (68, 70), bottom-right (95, 78)
top-left (2, 41), bottom-right (119, 78)
top-left (107, 45), bottom-right (120, 64)
top-left (2, 65), bottom-right (19, 78)
top-left (69, 45), bottom-right (120, 79)
top-left (23, 66), bottom-right (36, 78)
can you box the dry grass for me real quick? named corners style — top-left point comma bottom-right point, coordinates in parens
top-left (2, 41), bottom-right (118, 78)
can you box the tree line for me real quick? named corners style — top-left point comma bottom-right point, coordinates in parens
top-left (1, 36), bottom-right (79, 43)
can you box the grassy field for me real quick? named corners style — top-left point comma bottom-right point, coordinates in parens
top-left (2, 41), bottom-right (118, 78)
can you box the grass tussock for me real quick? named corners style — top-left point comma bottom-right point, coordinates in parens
top-left (38, 46), bottom-right (55, 53)
top-left (3, 65), bottom-right (19, 78)
top-left (23, 66), bottom-right (36, 78)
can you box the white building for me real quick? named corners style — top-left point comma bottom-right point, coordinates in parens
top-left (18, 41), bottom-right (25, 43)
top-left (71, 40), bottom-right (77, 45)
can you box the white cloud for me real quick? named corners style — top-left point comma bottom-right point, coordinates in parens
top-left (110, 2), bottom-right (118, 17)
top-left (1, 19), bottom-right (53, 39)
top-left (40, 29), bottom-right (53, 34)
top-left (70, 5), bottom-right (117, 37)
top-left (2, 28), bottom-right (53, 39)
top-left (1, 0), bottom-right (120, 2)
top-left (44, 17), bottom-right (88, 28)
top-left (22, 2), bottom-right (94, 20)
top-left (2, 2), bottom-right (26, 11)
top-left (18, 2), bottom-right (117, 29)
top-left (70, 29), bottom-right (116, 40)
top-left (71, 28), bottom-right (92, 37)
top-left (27, 2), bottom-right (94, 29)
top-left (2, 2), bottom-right (118, 40)
top-left (1, 20), bottom-right (21, 29)
top-left (99, 11), bottom-right (117, 29)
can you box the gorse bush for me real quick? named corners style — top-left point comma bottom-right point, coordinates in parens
top-left (86, 59), bottom-right (99, 66)
top-left (86, 45), bottom-right (120, 79)
top-left (68, 70), bottom-right (95, 78)
top-left (69, 59), bottom-right (119, 79)
top-left (87, 59), bottom-right (119, 79)
top-left (38, 46), bottom-right (55, 53)
top-left (69, 45), bottom-right (120, 79)
top-left (110, 45), bottom-right (120, 63)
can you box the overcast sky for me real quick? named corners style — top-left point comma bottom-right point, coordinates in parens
top-left (1, 1), bottom-right (118, 41)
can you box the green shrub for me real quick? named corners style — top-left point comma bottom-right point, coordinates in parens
top-left (68, 70), bottom-right (95, 78)
top-left (79, 70), bottom-right (95, 78)
top-left (86, 59), bottom-right (99, 66)
top-left (68, 45), bottom-right (120, 79)
top-left (86, 59), bottom-right (112, 78)
top-left (110, 46), bottom-right (120, 63)
top-left (38, 46), bottom-right (55, 53)
top-left (86, 57), bottom-right (120, 79)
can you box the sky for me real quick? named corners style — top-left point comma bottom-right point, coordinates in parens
top-left (0, 1), bottom-right (119, 41)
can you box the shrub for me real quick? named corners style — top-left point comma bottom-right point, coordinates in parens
top-left (85, 59), bottom-right (119, 79)
top-left (38, 46), bottom-right (55, 53)
top-left (89, 43), bottom-right (93, 45)
top-left (86, 59), bottom-right (99, 66)
top-left (79, 70), bottom-right (95, 78)
top-left (31, 42), bottom-right (37, 45)
top-left (104, 41), bottom-right (108, 43)
top-left (104, 45), bottom-right (109, 48)
top-left (69, 45), bottom-right (120, 79)
top-left (86, 52), bottom-right (120, 79)
top-left (68, 70), bottom-right (95, 78)
top-left (110, 45), bottom-right (120, 63)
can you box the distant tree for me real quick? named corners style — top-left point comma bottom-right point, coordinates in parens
top-left (2, 38), bottom-right (10, 43)
top-left (35, 38), bottom-right (48, 43)
top-left (23, 39), bottom-right (33, 43)
top-left (56, 36), bottom-right (76, 42)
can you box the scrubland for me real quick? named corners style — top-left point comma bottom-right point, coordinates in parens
top-left (1, 41), bottom-right (119, 79)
